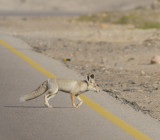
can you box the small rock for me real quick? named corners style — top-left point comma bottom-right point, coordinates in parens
top-left (141, 70), bottom-right (145, 75)
top-left (114, 62), bottom-right (121, 67)
top-left (99, 23), bottom-right (107, 29)
top-left (151, 55), bottom-right (160, 64)
top-left (128, 57), bottom-right (135, 61)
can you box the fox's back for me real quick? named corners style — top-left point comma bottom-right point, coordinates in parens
top-left (56, 78), bottom-right (79, 92)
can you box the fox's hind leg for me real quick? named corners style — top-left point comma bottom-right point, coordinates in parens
top-left (44, 91), bottom-right (52, 108)
top-left (44, 89), bottom-right (58, 108)
top-left (44, 79), bottom-right (58, 108)
top-left (44, 92), bottom-right (51, 108)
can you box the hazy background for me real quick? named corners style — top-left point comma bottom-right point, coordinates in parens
top-left (0, 0), bottom-right (154, 14)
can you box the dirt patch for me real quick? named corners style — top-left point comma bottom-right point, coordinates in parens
top-left (1, 2), bottom-right (160, 120)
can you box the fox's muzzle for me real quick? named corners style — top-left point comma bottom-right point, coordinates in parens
top-left (96, 86), bottom-right (100, 93)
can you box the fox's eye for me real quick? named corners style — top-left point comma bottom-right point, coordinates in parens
top-left (90, 74), bottom-right (94, 79)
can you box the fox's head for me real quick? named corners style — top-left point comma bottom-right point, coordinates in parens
top-left (86, 74), bottom-right (100, 92)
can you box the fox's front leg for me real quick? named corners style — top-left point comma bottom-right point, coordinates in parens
top-left (71, 93), bottom-right (76, 108)
top-left (75, 95), bottom-right (83, 108)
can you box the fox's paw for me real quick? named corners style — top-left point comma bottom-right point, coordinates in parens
top-left (75, 104), bottom-right (82, 109)
top-left (75, 102), bottom-right (83, 109)
top-left (48, 105), bottom-right (53, 108)
top-left (72, 103), bottom-right (77, 108)
top-left (75, 105), bottom-right (80, 109)
top-left (45, 104), bottom-right (53, 108)
top-left (76, 104), bottom-right (81, 108)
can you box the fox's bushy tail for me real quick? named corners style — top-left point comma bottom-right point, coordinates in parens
top-left (20, 81), bottom-right (48, 102)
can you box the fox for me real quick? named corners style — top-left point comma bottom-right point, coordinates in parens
top-left (20, 74), bottom-right (99, 108)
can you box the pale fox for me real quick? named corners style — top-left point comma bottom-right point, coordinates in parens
top-left (20, 74), bottom-right (99, 108)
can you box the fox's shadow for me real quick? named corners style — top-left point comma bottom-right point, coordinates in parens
top-left (4, 105), bottom-right (74, 109)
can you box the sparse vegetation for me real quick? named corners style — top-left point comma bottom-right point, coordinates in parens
top-left (138, 21), bottom-right (160, 29)
top-left (78, 8), bottom-right (160, 29)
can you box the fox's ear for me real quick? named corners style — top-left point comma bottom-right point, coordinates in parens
top-left (90, 74), bottom-right (94, 79)
top-left (87, 75), bottom-right (90, 82)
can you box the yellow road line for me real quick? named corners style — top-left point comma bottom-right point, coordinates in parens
top-left (80, 94), bottom-right (151, 140)
top-left (0, 40), bottom-right (56, 78)
top-left (0, 39), bottom-right (152, 140)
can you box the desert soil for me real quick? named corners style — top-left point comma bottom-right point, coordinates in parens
top-left (1, 2), bottom-right (160, 121)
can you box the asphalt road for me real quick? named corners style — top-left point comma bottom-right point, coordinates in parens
top-left (1, 34), bottom-right (160, 140)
